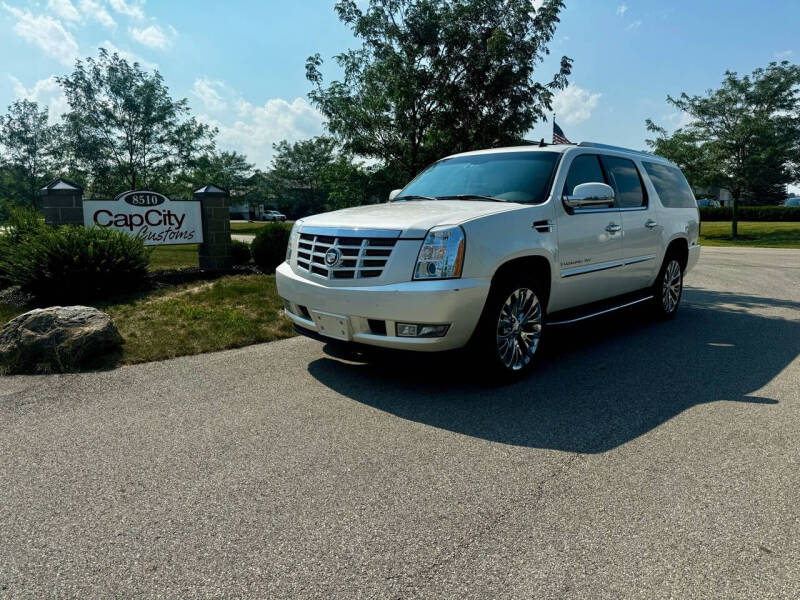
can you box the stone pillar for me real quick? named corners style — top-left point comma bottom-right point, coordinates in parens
top-left (40, 178), bottom-right (84, 226)
top-left (194, 184), bottom-right (232, 270)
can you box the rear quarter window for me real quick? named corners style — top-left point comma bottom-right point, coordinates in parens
top-left (642, 162), bottom-right (697, 209)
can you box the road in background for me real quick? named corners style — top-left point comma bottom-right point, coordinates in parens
top-left (1, 247), bottom-right (799, 599)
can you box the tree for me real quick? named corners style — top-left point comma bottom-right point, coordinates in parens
top-left (306, 0), bottom-right (571, 182)
top-left (320, 156), bottom-right (371, 210)
top-left (182, 151), bottom-right (254, 197)
top-left (0, 99), bottom-right (60, 209)
top-left (647, 61), bottom-right (800, 237)
top-left (645, 120), bottom-right (716, 190)
top-left (57, 49), bottom-right (216, 196)
top-left (268, 137), bottom-right (338, 216)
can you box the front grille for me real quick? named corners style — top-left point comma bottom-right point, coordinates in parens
top-left (296, 230), bottom-right (399, 280)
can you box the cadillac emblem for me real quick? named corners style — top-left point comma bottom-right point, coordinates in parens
top-left (324, 247), bottom-right (343, 268)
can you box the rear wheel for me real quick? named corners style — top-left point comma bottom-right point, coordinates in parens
top-left (652, 255), bottom-right (683, 319)
top-left (472, 277), bottom-right (545, 378)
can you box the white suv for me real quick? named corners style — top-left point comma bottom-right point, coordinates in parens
top-left (277, 142), bottom-right (700, 376)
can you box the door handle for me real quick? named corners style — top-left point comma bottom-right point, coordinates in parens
top-left (645, 219), bottom-right (658, 229)
top-left (605, 223), bottom-right (622, 234)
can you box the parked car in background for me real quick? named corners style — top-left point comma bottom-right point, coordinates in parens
top-left (696, 198), bottom-right (721, 207)
top-left (783, 198), bottom-right (800, 207)
top-left (262, 210), bottom-right (287, 222)
top-left (278, 141), bottom-right (700, 378)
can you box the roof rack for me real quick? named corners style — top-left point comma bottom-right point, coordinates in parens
top-left (577, 141), bottom-right (658, 159)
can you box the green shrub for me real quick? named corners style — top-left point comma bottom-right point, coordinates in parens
top-left (0, 225), bottom-right (151, 302)
top-left (251, 223), bottom-right (290, 273)
top-left (231, 239), bottom-right (252, 265)
top-left (699, 206), bottom-right (800, 222)
top-left (0, 208), bottom-right (47, 289)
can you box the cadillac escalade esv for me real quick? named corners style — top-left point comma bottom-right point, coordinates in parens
top-left (276, 141), bottom-right (700, 376)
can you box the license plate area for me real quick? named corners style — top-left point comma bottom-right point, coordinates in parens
top-left (311, 311), bottom-right (352, 341)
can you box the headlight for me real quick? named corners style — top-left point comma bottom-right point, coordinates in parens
top-left (413, 225), bottom-right (465, 280)
top-left (286, 220), bottom-right (302, 262)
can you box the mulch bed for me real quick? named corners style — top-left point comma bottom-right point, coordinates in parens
top-left (0, 286), bottom-right (35, 309)
top-left (146, 264), bottom-right (263, 288)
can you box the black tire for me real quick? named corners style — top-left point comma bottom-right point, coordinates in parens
top-left (652, 254), bottom-right (684, 319)
top-left (470, 276), bottom-right (546, 379)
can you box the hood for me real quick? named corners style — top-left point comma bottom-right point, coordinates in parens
top-left (298, 200), bottom-right (523, 238)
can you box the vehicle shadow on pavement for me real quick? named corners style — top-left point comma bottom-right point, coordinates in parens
top-left (307, 289), bottom-right (797, 453)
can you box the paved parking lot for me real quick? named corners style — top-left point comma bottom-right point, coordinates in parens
top-left (1, 247), bottom-right (799, 598)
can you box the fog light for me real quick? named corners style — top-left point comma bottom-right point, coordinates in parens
top-left (396, 323), bottom-right (449, 338)
top-left (282, 298), bottom-right (297, 315)
top-left (397, 323), bottom-right (418, 337)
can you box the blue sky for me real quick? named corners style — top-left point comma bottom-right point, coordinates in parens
top-left (1, 0), bottom-right (799, 176)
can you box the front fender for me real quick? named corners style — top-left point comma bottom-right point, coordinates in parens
top-left (460, 205), bottom-right (557, 284)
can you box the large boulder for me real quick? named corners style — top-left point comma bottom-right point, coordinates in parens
top-left (0, 306), bottom-right (123, 374)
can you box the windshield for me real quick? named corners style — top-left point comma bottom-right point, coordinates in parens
top-left (398, 151), bottom-right (561, 205)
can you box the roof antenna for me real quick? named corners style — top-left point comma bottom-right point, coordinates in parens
top-left (539, 137), bottom-right (546, 147)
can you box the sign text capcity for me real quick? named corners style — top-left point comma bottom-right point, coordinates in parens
top-left (93, 208), bottom-right (187, 231)
top-left (83, 191), bottom-right (204, 246)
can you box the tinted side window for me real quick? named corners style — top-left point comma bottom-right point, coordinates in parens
top-left (563, 154), bottom-right (606, 196)
top-left (643, 162), bottom-right (697, 208)
top-left (603, 156), bottom-right (646, 208)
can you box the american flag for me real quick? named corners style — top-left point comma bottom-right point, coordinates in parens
top-left (553, 119), bottom-right (571, 145)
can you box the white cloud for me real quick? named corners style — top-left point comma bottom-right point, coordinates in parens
top-left (2, 3), bottom-right (79, 65)
top-left (10, 75), bottom-right (69, 122)
top-left (552, 85), bottom-right (601, 126)
top-left (130, 24), bottom-right (171, 49)
top-left (774, 50), bottom-right (794, 60)
top-left (192, 78), bottom-right (227, 112)
top-left (47, 0), bottom-right (81, 22)
top-left (98, 40), bottom-right (157, 70)
top-left (531, 0), bottom-right (545, 10)
top-left (616, 3), bottom-right (628, 16)
top-left (108, 0), bottom-right (144, 20)
top-left (78, 0), bottom-right (115, 27)
top-left (199, 97), bottom-right (325, 166)
top-left (662, 110), bottom-right (693, 131)
top-left (626, 19), bottom-right (642, 30)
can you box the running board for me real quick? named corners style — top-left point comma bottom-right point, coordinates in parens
top-left (546, 295), bottom-right (654, 326)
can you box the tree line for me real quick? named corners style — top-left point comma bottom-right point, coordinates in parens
top-left (0, 0), bottom-right (573, 221)
top-left (646, 61), bottom-right (800, 236)
top-left (0, 50), bottom-right (385, 221)
top-left (2, 0), bottom-right (798, 235)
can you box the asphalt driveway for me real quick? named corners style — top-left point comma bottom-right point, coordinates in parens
top-left (1, 247), bottom-right (799, 598)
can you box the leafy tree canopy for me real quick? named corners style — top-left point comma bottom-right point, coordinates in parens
top-left (264, 136), bottom-right (389, 217)
top-left (0, 99), bottom-right (60, 208)
top-left (182, 150), bottom-right (254, 197)
top-left (57, 48), bottom-right (216, 196)
top-left (306, 0), bottom-right (571, 181)
top-left (647, 61), bottom-right (800, 235)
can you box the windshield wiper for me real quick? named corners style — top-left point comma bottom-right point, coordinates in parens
top-left (393, 194), bottom-right (438, 202)
top-left (436, 194), bottom-right (507, 203)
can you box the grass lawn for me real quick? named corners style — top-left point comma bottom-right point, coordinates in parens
top-left (148, 244), bottom-right (200, 270)
top-left (0, 274), bottom-right (294, 367)
top-left (148, 223), bottom-right (294, 270)
top-left (231, 221), bottom-right (293, 236)
top-left (699, 221), bottom-right (800, 249)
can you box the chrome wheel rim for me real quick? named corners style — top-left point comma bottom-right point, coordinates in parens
top-left (662, 260), bottom-right (682, 313)
top-left (496, 287), bottom-right (542, 371)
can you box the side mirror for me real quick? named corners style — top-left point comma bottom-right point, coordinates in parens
top-left (563, 182), bottom-right (615, 209)
top-left (388, 189), bottom-right (402, 202)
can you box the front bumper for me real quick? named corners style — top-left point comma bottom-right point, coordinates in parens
top-left (275, 262), bottom-right (490, 351)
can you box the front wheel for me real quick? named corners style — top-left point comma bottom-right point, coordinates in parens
top-left (471, 278), bottom-right (545, 378)
top-left (652, 256), bottom-right (683, 319)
